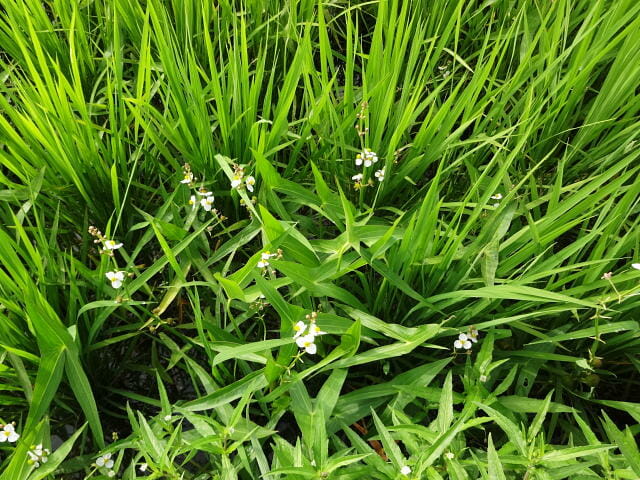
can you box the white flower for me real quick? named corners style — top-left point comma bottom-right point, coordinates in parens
top-left (108, 470), bottom-right (115, 478)
top-left (296, 334), bottom-right (317, 354)
top-left (27, 444), bottom-right (50, 468)
top-left (197, 189), bottom-right (213, 196)
top-left (355, 148), bottom-right (378, 167)
top-left (0, 424), bottom-right (19, 443)
top-left (189, 195), bottom-right (197, 209)
top-left (632, 263), bottom-right (640, 270)
top-left (469, 327), bottom-right (479, 343)
top-left (231, 174), bottom-right (243, 189)
top-left (374, 168), bottom-right (385, 182)
top-left (200, 195), bottom-right (214, 211)
top-left (601, 272), bottom-right (612, 280)
top-left (257, 251), bottom-right (276, 269)
top-left (400, 465), bottom-right (411, 475)
top-left (163, 414), bottom-right (172, 421)
top-left (293, 321), bottom-right (307, 339)
top-left (444, 452), bottom-right (455, 460)
top-left (352, 173), bottom-right (363, 182)
top-left (479, 374), bottom-right (488, 383)
top-left (104, 239), bottom-right (123, 250)
top-left (308, 323), bottom-right (326, 337)
top-left (96, 453), bottom-right (114, 469)
top-left (245, 176), bottom-right (256, 192)
top-left (106, 271), bottom-right (125, 289)
top-left (454, 333), bottom-right (472, 350)
top-left (180, 172), bottom-right (194, 184)
top-left (490, 193), bottom-right (503, 200)
top-left (139, 463), bottom-right (148, 472)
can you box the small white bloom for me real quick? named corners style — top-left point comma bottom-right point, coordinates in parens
top-left (139, 463), bottom-right (148, 472)
top-left (490, 193), bottom-right (503, 200)
top-left (374, 168), bottom-right (385, 182)
top-left (479, 374), bottom-right (488, 383)
top-left (352, 173), bottom-right (363, 182)
top-left (469, 327), bottom-right (479, 343)
top-left (180, 172), bottom-right (194, 184)
top-left (0, 424), bottom-right (19, 443)
top-left (197, 189), bottom-right (213, 196)
top-left (104, 239), bottom-right (123, 250)
top-left (308, 323), bottom-right (326, 337)
top-left (601, 272), bottom-right (613, 280)
top-left (632, 263), bottom-right (640, 270)
top-left (231, 174), bottom-right (243, 189)
top-left (444, 451), bottom-right (455, 460)
top-left (27, 444), bottom-right (50, 468)
top-left (400, 465), bottom-right (411, 475)
top-left (189, 195), bottom-right (197, 209)
top-left (245, 176), bottom-right (256, 192)
top-left (107, 470), bottom-right (115, 478)
top-left (200, 195), bottom-right (214, 211)
top-left (293, 321), bottom-right (307, 339)
top-left (164, 414), bottom-right (172, 421)
top-left (296, 334), bottom-right (317, 354)
top-left (257, 251), bottom-right (275, 269)
top-left (0, 425), bottom-right (18, 444)
top-left (356, 148), bottom-right (378, 168)
top-left (454, 333), bottom-right (472, 350)
top-left (96, 453), bottom-right (114, 469)
top-left (106, 271), bottom-right (125, 289)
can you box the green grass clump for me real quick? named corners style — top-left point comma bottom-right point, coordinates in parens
top-left (1, 0), bottom-right (639, 478)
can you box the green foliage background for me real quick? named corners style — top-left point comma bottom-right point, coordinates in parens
top-left (0, 0), bottom-right (639, 478)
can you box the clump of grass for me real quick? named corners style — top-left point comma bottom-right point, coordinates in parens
top-left (1, 0), bottom-right (639, 478)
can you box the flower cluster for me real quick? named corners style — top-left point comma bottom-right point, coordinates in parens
top-left (257, 249), bottom-right (282, 269)
top-left (293, 311), bottom-right (326, 355)
top-left (96, 453), bottom-right (116, 477)
top-left (179, 164), bottom-right (225, 220)
top-left (230, 164), bottom-right (256, 193)
top-left (355, 148), bottom-right (379, 168)
top-left (180, 163), bottom-right (196, 185)
top-left (352, 149), bottom-right (385, 188)
top-left (27, 444), bottom-right (50, 468)
top-left (0, 422), bottom-right (19, 443)
top-left (89, 226), bottom-right (123, 257)
top-left (89, 226), bottom-right (129, 291)
top-left (454, 326), bottom-right (480, 351)
top-left (193, 187), bottom-right (215, 211)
